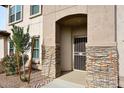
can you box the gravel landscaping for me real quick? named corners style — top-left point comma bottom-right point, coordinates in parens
top-left (0, 70), bottom-right (53, 88)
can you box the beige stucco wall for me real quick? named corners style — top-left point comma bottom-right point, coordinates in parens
top-left (87, 5), bottom-right (116, 46)
top-left (4, 37), bottom-right (8, 57)
top-left (43, 5), bottom-right (116, 47)
top-left (7, 5), bottom-right (43, 63)
top-left (0, 36), bottom-right (8, 61)
top-left (61, 26), bottom-right (72, 71)
top-left (43, 5), bottom-right (88, 46)
top-left (72, 26), bottom-right (87, 37)
top-left (117, 5), bottom-right (124, 77)
top-left (0, 37), bottom-right (4, 60)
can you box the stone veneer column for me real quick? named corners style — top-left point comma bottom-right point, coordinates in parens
top-left (86, 46), bottom-right (118, 88)
top-left (42, 45), bottom-right (61, 78)
top-left (42, 45), bottom-right (56, 78)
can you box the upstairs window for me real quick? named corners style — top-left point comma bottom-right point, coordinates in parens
top-left (9, 5), bottom-right (22, 24)
top-left (30, 5), bottom-right (42, 18)
top-left (9, 6), bottom-right (15, 23)
top-left (16, 5), bottom-right (21, 20)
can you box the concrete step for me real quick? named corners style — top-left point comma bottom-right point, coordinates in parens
top-left (119, 76), bottom-right (124, 88)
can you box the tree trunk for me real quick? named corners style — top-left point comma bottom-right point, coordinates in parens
top-left (28, 37), bottom-right (35, 83)
top-left (22, 53), bottom-right (26, 77)
top-left (16, 52), bottom-right (21, 78)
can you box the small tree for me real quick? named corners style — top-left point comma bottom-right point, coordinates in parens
top-left (10, 25), bottom-right (31, 80)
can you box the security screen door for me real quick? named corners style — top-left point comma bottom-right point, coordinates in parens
top-left (74, 37), bottom-right (87, 70)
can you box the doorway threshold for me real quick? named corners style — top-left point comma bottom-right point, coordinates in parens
top-left (59, 70), bottom-right (87, 85)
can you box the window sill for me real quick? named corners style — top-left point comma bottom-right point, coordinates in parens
top-left (8, 19), bottom-right (23, 26)
top-left (33, 58), bottom-right (40, 64)
top-left (29, 13), bottom-right (41, 19)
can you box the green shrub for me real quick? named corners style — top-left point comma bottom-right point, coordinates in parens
top-left (2, 55), bottom-right (17, 76)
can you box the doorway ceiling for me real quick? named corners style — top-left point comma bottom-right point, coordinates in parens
top-left (57, 14), bottom-right (87, 27)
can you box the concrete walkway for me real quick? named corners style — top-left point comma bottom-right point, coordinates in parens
top-left (42, 70), bottom-right (87, 88)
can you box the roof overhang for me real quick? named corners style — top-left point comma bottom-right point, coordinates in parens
top-left (0, 31), bottom-right (10, 37)
top-left (1, 5), bottom-right (8, 8)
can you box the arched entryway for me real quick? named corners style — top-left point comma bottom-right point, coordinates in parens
top-left (55, 14), bottom-right (87, 77)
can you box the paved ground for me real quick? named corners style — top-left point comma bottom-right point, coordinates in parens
top-left (0, 70), bottom-right (87, 88)
top-left (42, 79), bottom-right (84, 88)
top-left (2, 70), bottom-right (122, 88)
top-left (42, 70), bottom-right (87, 88)
top-left (0, 70), bottom-right (53, 88)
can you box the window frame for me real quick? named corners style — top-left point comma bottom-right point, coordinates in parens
top-left (29, 5), bottom-right (42, 18)
top-left (9, 5), bottom-right (23, 25)
top-left (33, 37), bottom-right (40, 59)
top-left (9, 41), bottom-right (15, 55)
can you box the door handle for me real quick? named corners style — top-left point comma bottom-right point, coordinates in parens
top-left (74, 52), bottom-right (86, 56)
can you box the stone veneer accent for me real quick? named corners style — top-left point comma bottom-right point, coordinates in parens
top-left (42, 45), bottom-right (61, 78)
top-left (86, 46), bottom-right (118, 88)
top-left (42, 45), bottom-right (56, 78)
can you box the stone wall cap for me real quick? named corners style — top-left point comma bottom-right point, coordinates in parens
top-left (86, 42), bottom-right (117, 47)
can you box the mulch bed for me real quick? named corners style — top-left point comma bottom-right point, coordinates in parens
top-left (0, 70), bottom-right (53, 88)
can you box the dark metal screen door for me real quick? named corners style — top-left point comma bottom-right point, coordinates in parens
top-left (74, 37), bottom-right (87, 70)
